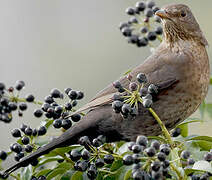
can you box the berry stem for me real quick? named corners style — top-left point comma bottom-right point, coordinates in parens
top-left (148, 108), bottom-right (185, 179)
top-left (9, 96), bottom-right (43, 106)
top-left (98, 169), bottom-right (117, 175)
top-left (157, 35), bottom-right (163, 42)
top-left (148, 108), bottom-right (174, 147)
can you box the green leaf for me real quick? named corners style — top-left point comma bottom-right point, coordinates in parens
top-left (110, 160), bottom-right (123, 172)
top-left (186, 135), bottom-right (212, 151)
top-left (117, 143), bottom-right (131, 155)
top-left (17, 137), bottom-right (23, 145)
top-left (199, 101), bottom-right (206, 119)
top-left (177, 118), bottom-right (203, 128)
top-left (45, 145), bottom-right (81, 157)
top-left (192, 160), bottom-right (212, 173)
top-left (46, 168), bottom-right (67, 180)
top-left (54, 174), bottom-right (65, 180)
top-left (176, 118), bottom-right (203, 137)
top-left (60, 170), bottom-right (75, 180)
top-left (35, 169), bottom-right (52, 177)
top-left (205, 103), bottom-right (212, 118)
top-left (114, 141), bottom-right (125, 152)
top-left (115, 166), bottom-right (132, 180)
top-left (210, 76), bottom-right (212, 85)
top-left (20, 166), bottom-right (33, 180)
top-left (56, 162), bottom-right (72, 170)
top-left (148, 136), bottom-right (167, 143)
top-left (40, 119), bottom-right (54, 129)
top-left (180, 123), bottom-right (188, 137)
top-left (124, 169), bottom-right (132, 180)
top-left (35, 157), bottom-right (63, 168)
top-left (196, 140), bottom-right (212, 151)
top-left (183, 141), bottom-right (207, 160)
top-left (186, 135), bottom-right (212, 142)
top-left (71, 171), bottom-right (83, 180)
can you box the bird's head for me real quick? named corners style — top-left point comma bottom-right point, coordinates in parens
top-left (155, 4), bottom-right (208, 46)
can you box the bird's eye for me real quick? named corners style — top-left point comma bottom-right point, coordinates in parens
top-left (181, 11), bottom-right (186, 17)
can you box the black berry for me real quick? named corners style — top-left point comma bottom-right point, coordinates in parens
top-left (71, 114), bottom-right (81, 122)
top-left (171, 128), bottom-right (181, 137)
top-left (104, 154), bottom-right (114, 164)
top-left (136, 135), bottom-right (148, 146)
top-left (181, 150), bottom-right (191, 159)
top-left (81, 149), bottom-right (90, 160)
top-left (34, 109), bottom-right (43, 118)
top-left (87, 164), bottom-right (97, 179)
top-left (61, 119), bottom-right (72, 130)
top-left (129, 82), bottom-right (138, 91)
top-left (151, 161), bottom-right (161, 172)
top-left (95, 158), bottom-right (104, 168)
top-left (69, 150), bottom-right (81, 162)
top-left (145, 147), bottom-right (156, 157)
top-left (151, 140), bottom-right (160, 150)
top-left (19, 103), bottom-right (27, 111)
top-left (126, 7), bottom-right (135, 15)
top-left (25, 94), bottom-right (35, 102)
top-left (160, 144), bottom-right (170, 156)
top-left (147, 31), bottom-right (157, 41)
top-left (0, 151), bottom-right (7, 160)
top-left (112, 100), bottom-right (123, 113)
top-left (204, 152), bottom-right (212, 162)
top-left (50, 88), bottom-right (61, 98)
top-left (24, 127), bottom-right (33, 136)
top-left (123, 154), bottom-right (133, 165)
top-left (53, 119), bottom-right (62, 129)
top-left (11, 129), bottom-right (21, 138)
top-left (25, 145), bottom-right (33, 153)
top-left (38, 126), bottom-right (47, 136)
top-left (68, 90), bottom-right (78, 100)
top-left (135, 1), bottom-right (146, 11)
top-left (22, 136), bottom-right (30, 145)
top-left (142, 99), bottom-right (153, 108)
top-left (157, 152), bottom-right (166, 161)
top-left (15, 80), bottom-right (25, 91)
top-left (144, 8), bottom-right (154, 17)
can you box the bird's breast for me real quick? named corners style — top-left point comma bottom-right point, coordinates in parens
top-left (158, 44), bottom-right (210, 128)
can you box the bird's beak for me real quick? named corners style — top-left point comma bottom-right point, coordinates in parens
top-left (155, 9), bottom-right (168, 19)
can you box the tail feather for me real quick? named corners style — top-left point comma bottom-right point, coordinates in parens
top-left (3, 139), bottom-right (58, 178)
top-left (2, 111), bottom-right (101, 178)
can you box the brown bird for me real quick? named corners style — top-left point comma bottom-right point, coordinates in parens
top-left (3, 3), bottom-right (210, 178)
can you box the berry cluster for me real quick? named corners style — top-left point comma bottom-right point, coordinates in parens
top-left (8, 123), bottom-right (47, 163)
top-left (119, 0), bottom-right (163, 48)
top-left (0, 81), bottom-right (29, 123)
top-left (112, 73), bottom-right (158, 118)
top-left (123, 135), bottom-right (172, 179)
top-left (123, 135), bottom-right (212, 180)
top-left (70, 135), bottom-right (109, 179)
top-left (0, 81), bottom-right (84, 165)
top-left (34, 87), bottom-right (83, 130)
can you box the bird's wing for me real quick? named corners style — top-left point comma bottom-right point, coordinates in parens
top-left (75, 49), bottom-right (183, 114)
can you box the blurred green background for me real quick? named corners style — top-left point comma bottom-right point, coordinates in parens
top-left (0, 0), bottom-right (212, 152)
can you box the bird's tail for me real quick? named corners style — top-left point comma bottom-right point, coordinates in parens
top-left (2, 111), bottom-right (100, 179)
top-left (2, 138), bottom-right (59, 178)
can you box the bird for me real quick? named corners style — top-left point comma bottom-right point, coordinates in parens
top-left (2, 3), bottom-right (210, 178)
